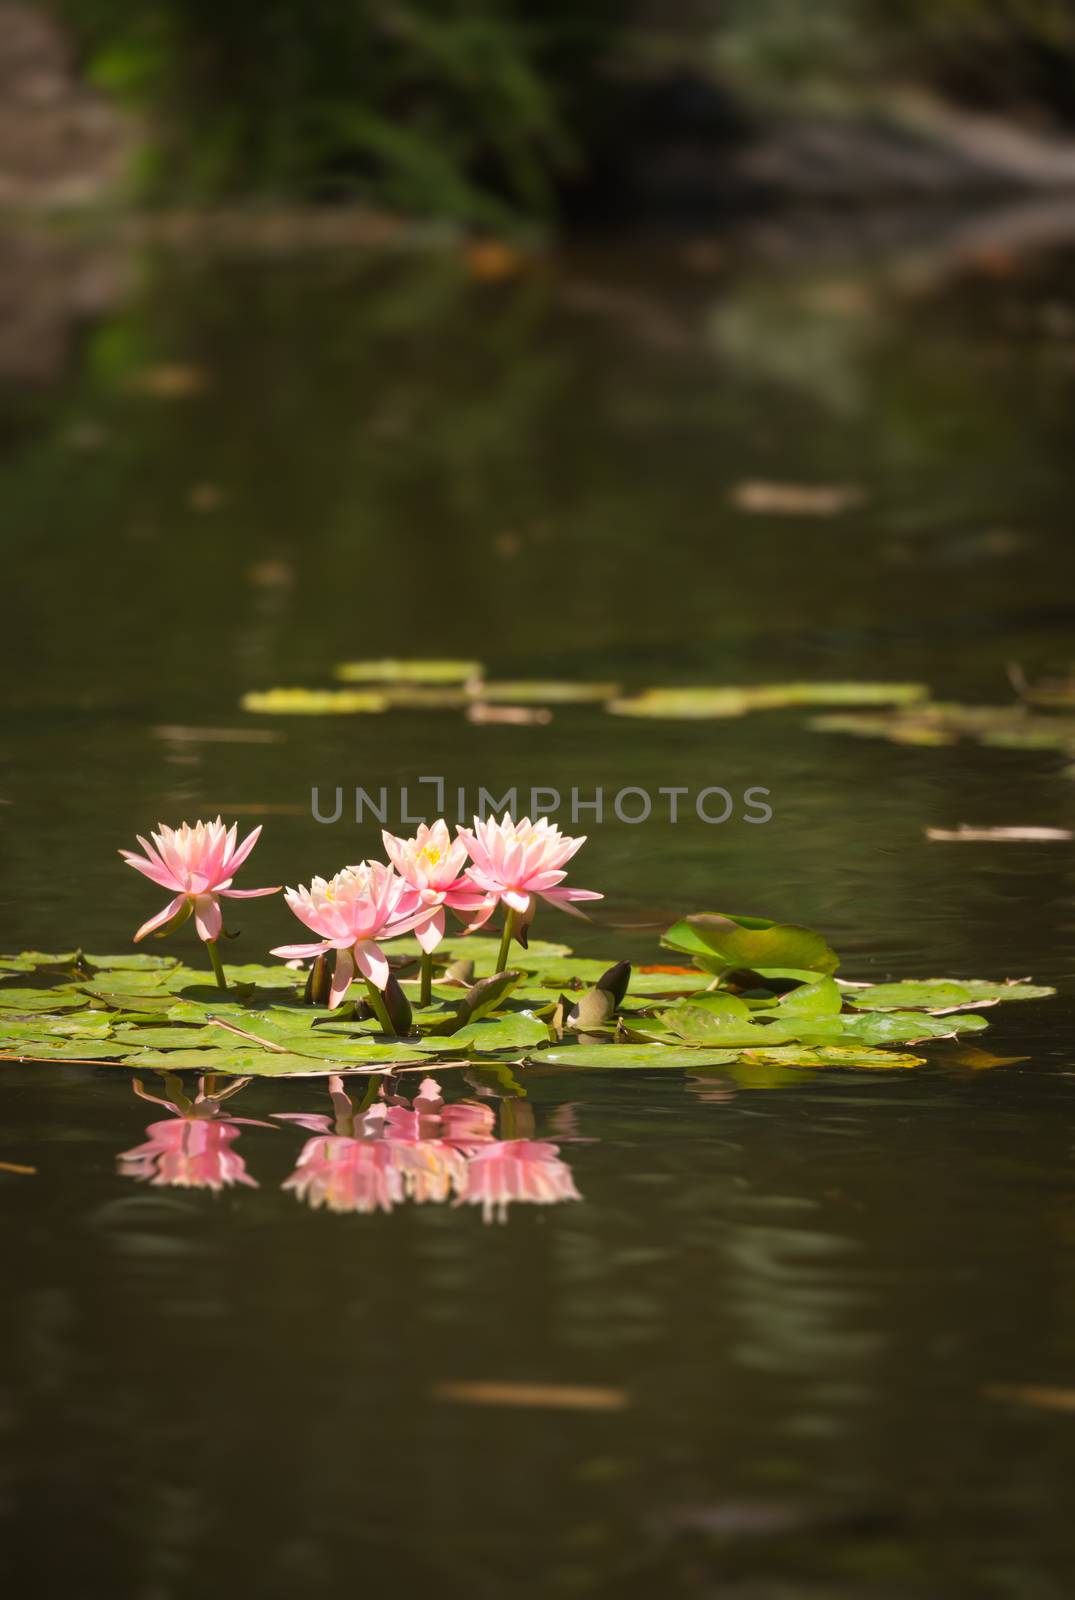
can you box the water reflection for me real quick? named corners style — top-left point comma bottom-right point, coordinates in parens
top-left (117, 1073), bottom-right (271, 1190)
top-left (116, 1071), bottom-right (583, 1221)
top-left (278, 1075), bottom-right (581, 1222)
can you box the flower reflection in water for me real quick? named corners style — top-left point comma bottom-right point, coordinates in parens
top-left (118, 1073), bottom-right (271, 1191)
top-left (277, 1075), bottom-right (582, 1222)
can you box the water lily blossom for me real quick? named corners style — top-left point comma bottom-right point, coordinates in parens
top-left (382, 818), bottom-right (493, 1000)
top-left (120, 818), bottom-right (279, 986)
top-left (270, 860), bottom-right (430, 1021)
top-left (382, 819), bottom-right (491, 952)
top-left (457, 813), bottom-right (602, 969)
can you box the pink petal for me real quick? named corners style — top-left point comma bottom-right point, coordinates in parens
top-left (226, 824), bottom-right (263, 873)
top-left (270, 940), bottom-right (333, 959)
top-left (134, 893), bottom-right (190, 943)
top-left (120, 850), bottom-right (181, 891)
top-left (329, 947), bottom-right (355, 1009)
top-left (192, 893), bottom-right (223, 942)
top-left (503, 889), bottom-right (532, 915)
top-left (353, 940), bottom-right (389, 991)
top-left (415, 907), bottom-right (445, 954)
top-left (219, 885), bottom-right (281, 899)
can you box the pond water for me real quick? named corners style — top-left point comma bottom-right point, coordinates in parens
top-left (3, 214), bottom-right (1075, 1596)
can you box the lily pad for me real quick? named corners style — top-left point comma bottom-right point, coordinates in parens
top-left (846, 979), bottom-right (1056, 1011)
top-left (609, 683), bottom-right (927, 720)
top-left (735, 1045), bottom-right (926, 1069)
top-left (479, 681), bottom-right (620, 704)
top-left (662, 914), bottom-right (840, 977)
top-left (0, 989), bottom-right (90, 1013)
top-left (533, 1044), bottom-right (743, 1069)
top-left (775, 977), bottom-right (844, 1018)
top-left (810, 703), bottom-right (1075, 755)
top-left (334, 658), bottom-right (483, 685)
top-left (240, 688), bottom-right (388, 715)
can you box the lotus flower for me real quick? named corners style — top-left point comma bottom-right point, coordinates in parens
top-left (118, 1076), bottom-right (269, 1191)
top-left (270, 860), bottom-right (429, 1009)
top-left (456, 1139), bottom-right (581, 1224)
top-left (456, 814), bottom-right (602, 960)
top-left (120, 818), bottom-right (279, 945)
top-left (382, 819), bottom-right (492, 954)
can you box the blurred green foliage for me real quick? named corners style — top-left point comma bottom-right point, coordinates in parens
top-left (55, 0), bottom-right (618, 220)
top-left (50, 1), bottom-right (1075, 218)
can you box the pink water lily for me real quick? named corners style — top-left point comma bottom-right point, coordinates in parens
top-left (382, 819), bottom-right (491, 954)
top-left (457, 814), bottom-right (602, 966)
top-left (120, 818), bottom-right (279, 944)
top-left (270, 859), bottom-right (429, 1008)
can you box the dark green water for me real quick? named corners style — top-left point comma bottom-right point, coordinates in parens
top-left (2, 218), bottom-right (1075, 1596)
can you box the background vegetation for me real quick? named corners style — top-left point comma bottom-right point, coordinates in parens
top-left (48, 0), bottom-right (1075, 221)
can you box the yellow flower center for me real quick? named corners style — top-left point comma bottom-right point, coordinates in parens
top-left (418, 845), bottom-right (442, 868)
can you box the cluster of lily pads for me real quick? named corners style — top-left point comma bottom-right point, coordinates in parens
top-left (239, 659), bottom-right (930, 721)
top-left (0, 912), bottom-right (1053, 1080)
top-left (237, 660), bottom-right (1075, 777)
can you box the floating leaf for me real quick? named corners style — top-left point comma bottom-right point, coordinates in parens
top-left (662, 914), bottom-right (840, 977)
top-left (610, 683), bottom-right (926, 720)
top-left (334, 659), bottom-right (483, 685)
top-left (6, 1038), bottom-right (137, 1061)
top-left (735, 1045), bottom-right (925, 1069)
top-left (846, 979), bottom-right (1055, 1011)
top-left (414, 1011), bottom-right (550, 1053)
top-left (479, 681), bottom-right (620, 704)
top-left (533, 1043), bottom-right (742, 1068)
top-left (240, 688), bottom-right (388, 715)
top-left (0, 989), bottom-right (90, 1013)
top-left (775, 977), bottom-right (844, 1018)
top-left (811, 703), bottom-right (1075, 754)
top-left (925, 826), bottom-right (1072, 843)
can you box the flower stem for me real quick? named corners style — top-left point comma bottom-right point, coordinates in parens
top-left (206, 939), bottom-right (228, 992)
top-left (363, 977), bottom-right (397, 1039)
top-left (420, 949), bottom-right (433, 1007)
top-left (494, 908), bottom-right (517, 975)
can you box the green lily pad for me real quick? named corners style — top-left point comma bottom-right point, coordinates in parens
top-left (609, 683), bottom-right (928, 720)
top-left (334, 658), bottom-right (483, 685)
top-left (479, 681), bottom-right (620, 704)
top-left (6, 1038), bottom-right (137, 1061)
top-left (83, 953), bottom-right (181, 972)
top-left (810, 703), bottom-right (1075, 754)
top-left (0, 989), bottom-right (90, 1013)
top-left (532, 1044), bottom-right (743, 1068)
top-left (662, 914), bottom-right (840, 977)
top-left (241, 687), bottom-right (388, 715)
top-left (735, 1045), bottom-right (926, 1070)
top-left (846, 979), bottom-right (1056, 1011)
top-left (774, 977), bottom-right (844, 1018)
top-left (410, 1010), bottom-right (550, 1053)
